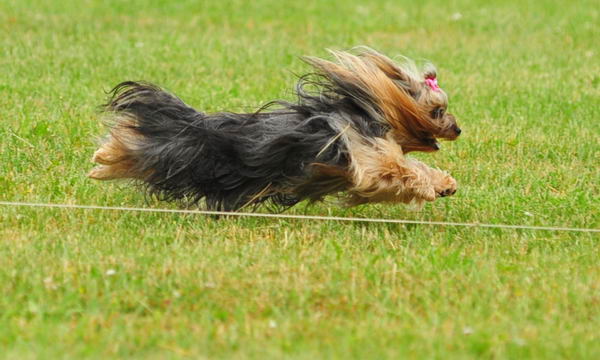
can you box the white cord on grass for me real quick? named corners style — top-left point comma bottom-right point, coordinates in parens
top-left (1, 201), bottom-right (598, 233)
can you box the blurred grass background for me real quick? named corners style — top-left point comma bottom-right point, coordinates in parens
top-left (0, 0), bottom-right (598, 358)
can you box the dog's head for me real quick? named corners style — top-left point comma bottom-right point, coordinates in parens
top-left (409, 66), bottom-right (461, 149)
top-left (303, 47), bottom-right (461, 153)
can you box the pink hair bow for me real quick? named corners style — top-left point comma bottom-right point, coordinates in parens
top-left (425, 77), bottom-right (441, 92)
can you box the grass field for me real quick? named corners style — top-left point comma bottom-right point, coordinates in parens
top-left (1, 0), bottom-right (599, 358)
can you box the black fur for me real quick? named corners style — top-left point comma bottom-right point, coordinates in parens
top-left (104, 80), bottom-right (369, 211)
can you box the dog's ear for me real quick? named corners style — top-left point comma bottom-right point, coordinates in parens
top-left (303, 48), bottom-right (444, 151)
top-left (357, 48), bottom-right (421, 96)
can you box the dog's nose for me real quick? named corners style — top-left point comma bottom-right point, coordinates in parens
top-left (454, 127), bottom-right (462, 135)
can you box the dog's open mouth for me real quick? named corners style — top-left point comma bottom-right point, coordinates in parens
top-left (424, 138), bottom-right (440, 151)
top-left (401, 137), bottom-right (441, 153)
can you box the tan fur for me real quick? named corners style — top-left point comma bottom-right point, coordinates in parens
top-left (301, 48), bottom-right (460, 205)
top-left (305, 48), bottom-right (461, 152)
top-left (88, 116), bottom-right (146, 180)
top-left (305, 51), bottom-right (429, 136)
top-left (341, 128), bottom-right (456, 205)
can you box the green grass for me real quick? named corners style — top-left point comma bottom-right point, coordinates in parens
top-left (1, 0), bottom-right (599, 358)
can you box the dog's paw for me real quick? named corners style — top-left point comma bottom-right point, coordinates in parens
top-left (414, 187), bottom-right (437, 202)
top-left (433, 174), bottom-right (457, 198)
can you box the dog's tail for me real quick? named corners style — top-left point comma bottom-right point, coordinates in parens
top-left (89, 81), bottom-right (196, 179)
top-left (89, 82), bottom-right (229, 207)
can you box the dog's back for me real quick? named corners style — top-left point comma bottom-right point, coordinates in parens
top-left (89, 82), bottom-right (345, 210)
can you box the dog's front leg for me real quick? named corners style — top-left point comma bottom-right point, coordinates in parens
top-left (345, 136), bottom-right (456, 205)
top-left (407, 158), bottom-right (457, 198)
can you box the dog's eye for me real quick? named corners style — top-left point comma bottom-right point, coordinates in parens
top-left (431, 107), bottom-right (445, 119)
